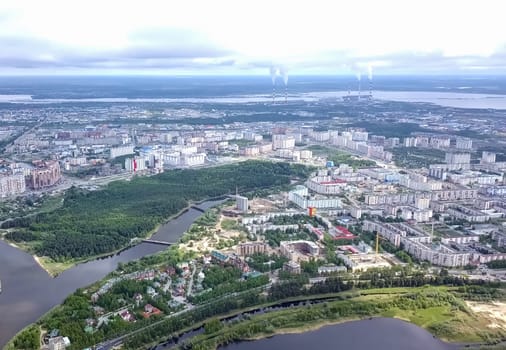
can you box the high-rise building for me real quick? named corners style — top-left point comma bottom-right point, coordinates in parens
top-left (445, 152), bottom-right (470, 165)
top-left (109, 145), bottom-right (134, 159)
top-left (351, 131), bottom-right (368, 142)
top-left (29, 160), bottom-right (61, 189)
top-left (456, 138), bottom-right (473, 150)
top-left (0, 173), bottom-right (26, 197)
top-left (481, 151), bottom-right (496, 164)
top-left (272, 134), bottom-right (295, 150)
top-left (125, 156), bottom-right (147, 172)
top-left (236, 195), bottom-right (249, 212)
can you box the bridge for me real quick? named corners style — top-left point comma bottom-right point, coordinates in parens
top-left (190, 205), bottom-right (206, 213)
top-left (141, 239), bottom-right (176, 246)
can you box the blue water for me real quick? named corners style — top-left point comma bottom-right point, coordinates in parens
top-left (1, 75), bottom-right (506, 99)
top-left (220, 318), bottom-right (460, 350)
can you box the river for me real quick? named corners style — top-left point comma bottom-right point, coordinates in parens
top-left (220, 318), bottom-right (460, 350)
top-left (0, 200), bottom-right (223, 348)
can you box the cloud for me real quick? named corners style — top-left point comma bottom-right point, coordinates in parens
top-left (0, 28), bottom-right (505, 74)
top-left (0, 27), bottom-right (237, 71)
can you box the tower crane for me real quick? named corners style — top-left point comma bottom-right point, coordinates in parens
top-left (375, 231), bottom-right (387, 263)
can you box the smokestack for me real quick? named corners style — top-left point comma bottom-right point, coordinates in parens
top-left (270, 66), bottom-right (277, 102)
top-left (280, 67), bottom-right (288, 103)
top-left (357, 72), bottom-right (361, 98)
top-left (368, 64), bottom-right (373, 97)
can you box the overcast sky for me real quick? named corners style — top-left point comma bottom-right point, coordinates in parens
top-left (1, 0), bottom-right (505, 75)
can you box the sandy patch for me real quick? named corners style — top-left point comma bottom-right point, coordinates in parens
top-left (467, 301), bottom-right (506, 329)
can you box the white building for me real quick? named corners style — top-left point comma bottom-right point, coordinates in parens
top-left (0, 173), bottom-right (26, 197)
top-left (306, 175), bottom-right (347, 195)
top-left (445, 152), bottom-right (471, 165)
top-left (352, 131), bottom-right (368, 142)
top-left (300, 150), bottom-right (312, 159)
top-left (236, 195), bottom-right (249, 212)
top-left (110, 145), bottom-right (134, 159)
top-left (288, 185), bottom-right (341, 209)
top-left (363, 220), bottom-right (471, 267)
top-left (165, 152), bottom-right (181, 166)
top-left (272, 134), bottom-right (295, 150)
top-left (399, 207), bottom-right (433, 222)
top-left (181, 153), bottom-right (206, 166)
top-left (447, 171), bottom-right (502, 186)
top-left (430, 136), bottom-right (451, 149)
top-left (456, 138), bottom-right (473, 150)
top-left (403, 137), bottom-right (417, 147)
top-left (242, 146), bottom-right (260, 156)
top-left (481, 152), bottom-right (496, 164)
top-left (276, 148), bottom-right (294, 159)
top-left (280, 240), bottom-right (319, 262)
top-left (309, 130), bottom-right (330, 142)
top-left (125, 156), bottom-right (147, 172)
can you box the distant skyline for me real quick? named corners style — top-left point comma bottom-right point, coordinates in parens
top-left (1, 0), bottom-right (506, 76)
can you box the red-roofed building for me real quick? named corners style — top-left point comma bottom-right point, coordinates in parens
top-left (332, 226), bottom-right (356, 240)
top-left (143, 304), bottom-right (162, 318)
top-left (306, 175), bottom-right (347, 195)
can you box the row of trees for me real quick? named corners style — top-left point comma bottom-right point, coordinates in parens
top-left (180, 288), bottom-right (471, 350)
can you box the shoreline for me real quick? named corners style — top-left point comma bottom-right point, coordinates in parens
top-left (224, 316), bottom-right (490, 349)
top-left (32, 255), bottom-right (52, 276)
top-left (1, 196), bottom-right (228, 278)
top-left (1, 200), bottom-right (210, 278)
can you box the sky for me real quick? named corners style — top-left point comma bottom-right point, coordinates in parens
top-left (0, 0), bottom-right (506, 76)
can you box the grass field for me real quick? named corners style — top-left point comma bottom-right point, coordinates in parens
top-left (185, 287), bottom-right (504, 349)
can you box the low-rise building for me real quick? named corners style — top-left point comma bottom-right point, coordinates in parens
top-left (283, 261), bottom-right (301, 274)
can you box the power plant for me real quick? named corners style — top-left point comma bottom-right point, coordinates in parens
top-left (343, 64), bottom-right (374, 102)
top-left (269, 65), bottom-right (289, 103)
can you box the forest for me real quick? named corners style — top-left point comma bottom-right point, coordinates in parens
top-left (2, 160), bottom-right (311, 261)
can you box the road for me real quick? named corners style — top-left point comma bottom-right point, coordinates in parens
top-left (186, 261), bottom-right (197, 299)
top-left (95, 283), bottom-right (272, 350)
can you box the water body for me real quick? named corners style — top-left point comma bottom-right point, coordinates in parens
top-left (0, 200), bottom-right (222, 348)
top-left (221, 318), bottom-right (460, 350)
top-left (1, 76), bottom-right (506, 110)
top-left (3, 90), bottom-right (506, 110)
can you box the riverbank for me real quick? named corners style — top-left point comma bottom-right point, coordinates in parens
top-left (0, 197), bottom-right (229, 349)
top-left (3, 199), bottom-right (220, 277)
top-left (178, 288), bottom-right (504, 350)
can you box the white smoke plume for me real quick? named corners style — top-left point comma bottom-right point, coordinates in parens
top-left (269, 66), bottom-right (278, 85)
top-left (280, 67), bottom-right (288, 86)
